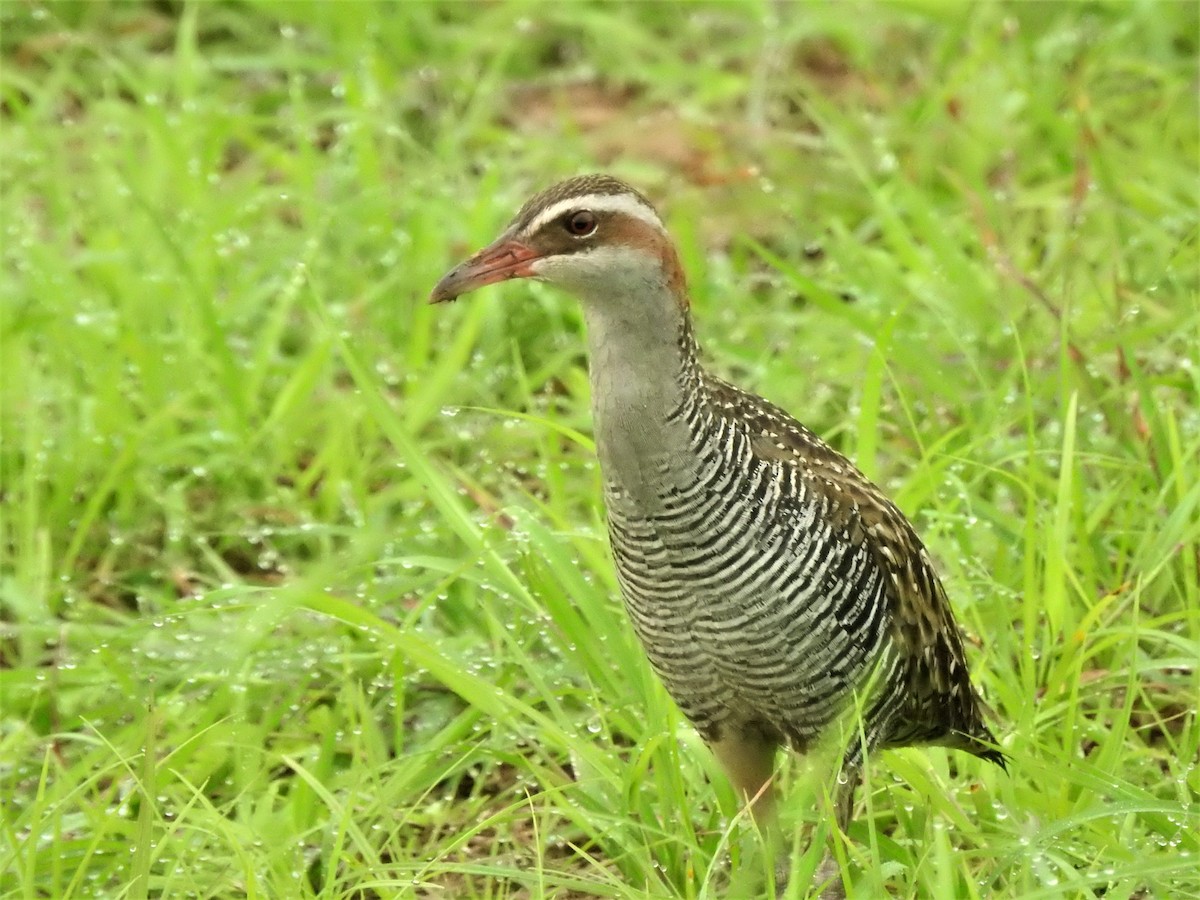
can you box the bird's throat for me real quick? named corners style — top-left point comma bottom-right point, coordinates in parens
top-left (581, 296), bottom-right (699, 503)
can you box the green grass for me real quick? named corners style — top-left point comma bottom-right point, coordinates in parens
top-left (2, 1), bottom-right (1198, 897)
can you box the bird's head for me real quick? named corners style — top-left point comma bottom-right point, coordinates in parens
top-left (430, 174), bottom-right (687, 308)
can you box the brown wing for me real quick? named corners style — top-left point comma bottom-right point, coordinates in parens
top-left (865, 506), bottom-right (1004, 763)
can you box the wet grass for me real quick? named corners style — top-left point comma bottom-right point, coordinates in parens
top-left (2, 2), bottom-right (1198, 898)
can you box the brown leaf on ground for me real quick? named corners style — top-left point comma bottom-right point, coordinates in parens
top-left (506, 81), bottom-right (755, 190)
top-left (169, 566), bottom-right (203, 598)
top-left (792, 36), bottom-right (886, 107)
top-left (460, 479), bottom-right (515, 531)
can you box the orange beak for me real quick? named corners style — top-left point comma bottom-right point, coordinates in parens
top-left (429, 238), bottom-right (540, 303)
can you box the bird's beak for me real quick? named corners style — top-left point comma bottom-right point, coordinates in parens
top-left (429, 237), bottom-right (540, 304)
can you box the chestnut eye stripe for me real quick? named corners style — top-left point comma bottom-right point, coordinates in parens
top-left (521, 193), bottom-right (665, 238)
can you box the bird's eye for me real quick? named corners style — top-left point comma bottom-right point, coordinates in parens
top-left (564, 210), bottom-right (597, 236)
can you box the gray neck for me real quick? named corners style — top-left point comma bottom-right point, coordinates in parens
top-left (580, 289), bottom-right (696, 500)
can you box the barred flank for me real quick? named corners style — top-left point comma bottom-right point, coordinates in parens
top-left (603, 320), bottom-right (1002, 766)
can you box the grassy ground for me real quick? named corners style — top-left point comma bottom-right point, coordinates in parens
top-left (2, 2), bottom-right (1198, 898)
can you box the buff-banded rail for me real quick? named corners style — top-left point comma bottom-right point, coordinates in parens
top-left (431, 174), bottom-right (1006, 896)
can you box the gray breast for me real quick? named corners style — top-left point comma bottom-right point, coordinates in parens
top-left (603, 397), bottom-right (892, 745)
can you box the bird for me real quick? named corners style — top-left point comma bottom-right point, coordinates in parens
top-left (430, 173), bottom-right (1005, 893)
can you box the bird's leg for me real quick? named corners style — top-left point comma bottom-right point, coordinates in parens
top-left (710, 729), bottom-right (779, 828)
top-left (834, 762), bottom-right (860, 834)
top-left (810, 761), bottom-right (861, 899)
top-left (709, 730), bottom-right (783, 891)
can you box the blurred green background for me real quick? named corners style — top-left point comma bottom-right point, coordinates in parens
top-left (2, 2), bottom-right (1197, 898)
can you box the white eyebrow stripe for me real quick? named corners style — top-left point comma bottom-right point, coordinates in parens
top-left (524, 193), bottom-right (664, 236)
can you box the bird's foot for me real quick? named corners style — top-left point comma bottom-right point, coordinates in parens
top-left (811, 851), bottom-right (846, 900)
top-left (770, 849), bottom-right (845, 899)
